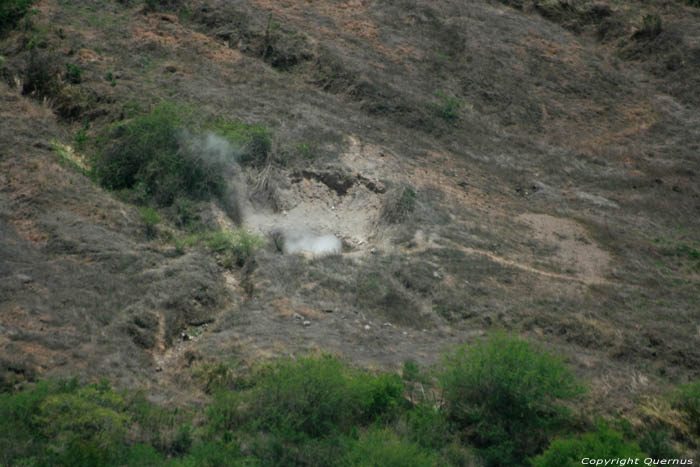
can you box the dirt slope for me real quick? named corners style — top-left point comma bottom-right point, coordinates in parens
top-left (1, 0), bottom-right (699, 418)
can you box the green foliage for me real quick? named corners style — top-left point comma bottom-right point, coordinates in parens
top-left (74, 128), bottom-right (89, 151)
top-left (402, 405), bottom-right (454, 451)
top-left (65, 63), bottom-right (82, 84)
top-left (673, 381), bottom-right (700, 434)
top-left (208, 119), bottom-right (272, 167)
top-left (95, 103), bottom-right (229, 207)
top-left (192, 360), bottom-right (238, 394)
top-left (531, 424), bottom-right (646, 467)
top-left (0, 0), bottom-right (33, 35)
top-left (0, 379), bottom-right (170, 466)
top-left (139, 206), bottom-right (161, 238)
top-left (687, 0), bottom-right (700, 7)
top-left (204, 228), bottom-right (264, 268)
top-left (338, 428), bottom-right (439, 467)
top-left (296, 140), bottom-right (320, 160)
top-left (243, 356), bottom-right (404, 440)
top-left (638, 428), bottom-right (678, 459)
top-left (173, 197), bottom-right (199, 229)
top-left (433, 91), bottom-right (463, 123)
top-left (105, 71), bottom-right (117, 87)
top-left (440, 332), bottom-right (584, 466)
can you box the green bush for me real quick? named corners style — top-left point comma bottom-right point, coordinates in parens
top-left (402, 405), bottom-right (453, 451)
top-left (673, 381), bottom-right (700, 435)
top-left (440, 332), bottom-right (583, 466)
top-left (0, 0), bottom-right (33, 35)
top-left (0, 379), bottom-right (164, 466)
top-left (338, 428), bottom-right (439, 467)
top-left (244, 356), bottom-right (403, 440)
top-left (94, 103), bottom-right (229, 207)
top-left (531, 424), bottom-right (646, 467)
top-left (65, 63), bottom-right (82, 84)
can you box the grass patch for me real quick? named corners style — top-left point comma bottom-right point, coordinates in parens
top-left (139, 206), bottom-right (161, 238)
top-left (51, 141), bottom-right (89, 175)
top-left (207, 118), bottom-right (272, 168)
top-left (175, 228), bottom-right (264, 268)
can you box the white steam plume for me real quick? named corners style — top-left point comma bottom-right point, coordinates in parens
top-left (278, 228), bottom-right (342, 255)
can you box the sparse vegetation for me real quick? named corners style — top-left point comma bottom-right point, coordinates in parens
top-left (433, 91), bottom-right (462, 123)
top-left (381, 185), bottom-right (416, 224)
top-left (175, 228), bottom-right (264, 268)
top-left (64, 63), bottom-right (82, 84)
top-left (139, 206), bottom-right (161, 238)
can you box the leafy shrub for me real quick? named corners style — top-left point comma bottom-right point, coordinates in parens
top-left (0, 0), bottom-right (33, 35)
top-left (244, 356), bottom-right (403, 440)
top-left (338, 428), bottom-right (439, 467)
top-left (0, 379), bottom-right (153, 466)
top-left (673, 381), bottom-right (700, 435)
top-left (531, 424), bottom-right (646, 467)
top-left (402, 405), bottom-right (454, 451)
top-left (95, 104), bottom-right (235, 207)
top-left (65, 63), bottom-right (82, 84)
top-left (440, 332), bottom-right (583, 466)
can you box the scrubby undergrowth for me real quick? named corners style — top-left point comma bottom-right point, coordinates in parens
top-left (1, 335), bottom-right (693, 466)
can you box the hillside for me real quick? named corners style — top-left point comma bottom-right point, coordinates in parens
top-left (1, 0), bottom-right (699, 464)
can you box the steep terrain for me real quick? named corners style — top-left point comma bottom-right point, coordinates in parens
top-left (1, 0), bottom-right (699, 456)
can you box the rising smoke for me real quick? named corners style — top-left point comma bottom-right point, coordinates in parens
top-left (181, 131), bottom-right (245, 223)
top-left (184, 133), bottom-right (342, 255)
top-left (273, 228), bottom-right (342, 255)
